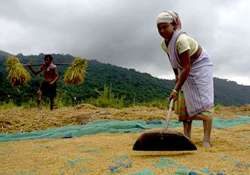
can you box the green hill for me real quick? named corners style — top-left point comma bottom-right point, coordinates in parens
top-left (1, 51), bottom-right (250, 106)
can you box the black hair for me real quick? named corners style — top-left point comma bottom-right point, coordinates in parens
top-left (44, 54), bottom-right (53, 61)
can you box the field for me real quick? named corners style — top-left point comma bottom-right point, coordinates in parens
top-left (0, 104), bottom-right (250, 175)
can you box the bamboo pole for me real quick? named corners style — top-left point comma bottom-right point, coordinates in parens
top-left (23, 63), bottom-right (71, 66)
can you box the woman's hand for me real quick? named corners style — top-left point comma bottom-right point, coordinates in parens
top-left (169, 89), bottom-right (178, 101)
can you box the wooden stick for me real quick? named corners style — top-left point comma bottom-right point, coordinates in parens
top-left (23, 63), bottom-right (71, 66)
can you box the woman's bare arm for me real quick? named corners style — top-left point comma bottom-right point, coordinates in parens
top-left (174, 50), bottom-right (191, 91)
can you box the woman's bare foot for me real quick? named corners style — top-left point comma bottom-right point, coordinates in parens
top-left (203, 141), bottom-right (211, 148)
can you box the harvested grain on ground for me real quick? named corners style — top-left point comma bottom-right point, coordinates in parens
top-left (1, 125), bottom-right (250, 174)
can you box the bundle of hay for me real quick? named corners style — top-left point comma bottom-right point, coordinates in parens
top-left (64, 57), bottom-right (88, 85)
top-left (5, 56), bottom-right (31, 87)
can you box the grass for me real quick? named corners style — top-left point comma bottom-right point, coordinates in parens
top-left (87, 85), bottom-right (125, 108)
top-left (0, 101), bottom-right (16, 110)
top-left (137, 99), bottom-right (168, 109)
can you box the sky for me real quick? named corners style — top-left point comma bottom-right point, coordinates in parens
top-left (0, 0), bottom-right (250, 85)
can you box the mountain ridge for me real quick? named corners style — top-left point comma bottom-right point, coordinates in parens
top-left (0, 50), bottom-right (250, 106)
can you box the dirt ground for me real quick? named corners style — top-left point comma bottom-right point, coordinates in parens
top-left (0, 104), bottom-right (250, 174)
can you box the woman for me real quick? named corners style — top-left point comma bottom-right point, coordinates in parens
top-left (156, 11), bottom-right (214, 147)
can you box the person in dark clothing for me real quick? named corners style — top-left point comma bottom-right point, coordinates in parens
top-left (28, 54), bottom-right (59, 110)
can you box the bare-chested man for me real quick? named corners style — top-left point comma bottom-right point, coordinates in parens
top-left (28, 55), bottom-right (59, 110)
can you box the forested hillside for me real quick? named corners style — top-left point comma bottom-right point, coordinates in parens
top-left (1, 51), bottom-right (250, 106)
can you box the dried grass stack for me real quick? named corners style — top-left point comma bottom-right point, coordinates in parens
top-left (5, 56), bottom-right (31, 87)
top-left (64, 57), bottom-right (88, 85)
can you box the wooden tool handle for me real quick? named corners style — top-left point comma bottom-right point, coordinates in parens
top-left (165, 99), bottom-right (174, 129)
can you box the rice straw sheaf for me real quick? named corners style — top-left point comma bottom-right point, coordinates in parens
top-left (64, 57), bottom-right (88, 85)
top-left (5, 56), bottom-right (31, 87)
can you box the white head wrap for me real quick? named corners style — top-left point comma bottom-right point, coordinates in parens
top-left (156, 11), bottom-right (182, 30)
top-left (156, 11), bottom-right (174, 24)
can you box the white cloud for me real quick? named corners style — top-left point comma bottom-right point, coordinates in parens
top-left (0, 0), bottom-right (250, 85)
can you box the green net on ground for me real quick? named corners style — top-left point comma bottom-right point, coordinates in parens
top-left (0, 116), bottom-right (250, 142)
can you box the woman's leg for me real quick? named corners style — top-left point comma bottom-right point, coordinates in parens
top-left (183, 121), bottom-right (192, 139)
top-left (190, 114), bottom-right (213, 148)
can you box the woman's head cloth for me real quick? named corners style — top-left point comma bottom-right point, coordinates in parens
top-left (156, 11), bottom-right (182, 30)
